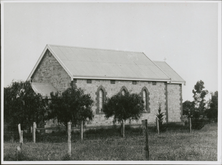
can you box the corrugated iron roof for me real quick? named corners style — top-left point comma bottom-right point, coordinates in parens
top-left (46, 45), bottom-right (170, 81)
top-left (31, 82), bottom-right (58, 97)
top-left (154, 61), bottom-right (185, 83)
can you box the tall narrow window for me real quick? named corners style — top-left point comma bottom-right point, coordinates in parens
top-left (96, 86), bottom-right (107, 114)
top-left (99, 89), bottom-right (104, 112)
top-left (141, 87), bottom-right (150, 113)
top-left (143, 90), bottom-right (147, 111)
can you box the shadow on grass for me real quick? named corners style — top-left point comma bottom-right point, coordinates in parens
top-left (4, 152), bottom-right (33, 161)
top-left (4, 123), bottom-right (197, 143)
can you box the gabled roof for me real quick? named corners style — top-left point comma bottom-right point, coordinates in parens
top-left (28, 44), bottom-right (172, 82)
top-left (154, 61), bottom-right (185, 84)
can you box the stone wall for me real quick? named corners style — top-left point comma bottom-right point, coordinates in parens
top-left (74, 79), bottom-right (166, 126)
top-left (167, 84), bottom-right (182, 122)
top-left (31, 50), bottom-right (71, 92)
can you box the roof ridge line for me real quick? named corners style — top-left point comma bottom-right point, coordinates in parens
top-left (48, 44), bottom-right (143, 54)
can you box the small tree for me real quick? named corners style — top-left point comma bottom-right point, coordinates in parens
top-left (205, 91), bottom-right (218, 122)
top-left (4, 81), bottom-right (47, 132)
top-left (156, 103), bottom-right (165, 130)
top-left (103, 92), bottom-right (144, 138)
top-left (48, 86), bottom-right (94, 132)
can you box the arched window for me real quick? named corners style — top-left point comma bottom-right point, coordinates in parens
top-left (142, 90), bottom-right (147, 110)
top-left (120, 86), bottom-right (128, 96)
top-left (121, 89), bottom-right (126, 96)
top-left (141, 87), bottom-right (150, 113)
top-left (99, 89), bottom-right (104, 112)
top-left (96, 86), bottom-right (107, 114)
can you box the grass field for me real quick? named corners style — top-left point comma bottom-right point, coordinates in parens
top-left (4, 123), bottom-right (217, 161)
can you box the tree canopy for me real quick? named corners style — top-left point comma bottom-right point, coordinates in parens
top-left (205, 91), bottom-right (218, 122)
top-left (103, 92), bottom-right (144, 123)
top-left (48, 86), bottom-right (94, 128)
top-left (4, 81), bottom-right (47, 131)
top-left (192, 80), bottom-right (208, 118)
top-left (103, 91), bottom-right (144, 137)
top-left (189, 80), bottom-right (209, 129)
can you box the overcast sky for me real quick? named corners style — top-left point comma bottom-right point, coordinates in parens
top-left (2, 1), bottom-right (220, 101)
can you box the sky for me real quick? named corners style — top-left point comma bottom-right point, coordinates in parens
top-left (2, 1), bottom-right (220, 102)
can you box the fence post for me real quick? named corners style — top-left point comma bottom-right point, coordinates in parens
top-left (18, 124), bottom-right (23, 144)
top-left (20, 130), bottom-right (23, 144)
top-left (189, 117), bottom-right (192, 133)
top-left (156, 117), bottom-right (160, 134)
top-left (142, 119), bottom-right (149, 160)
top-left (68, 121), bottom-right (72, 157)
top-left (33, 122), bottom-right (36, 143)
top-left (81, 120), bottom-right (84, 141)
top-left (122, 120), bottom-right (125, 138)
top-left (18, 124), bottom-right (21, 137)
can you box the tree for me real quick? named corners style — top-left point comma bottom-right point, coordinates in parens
top-left (192, 80), bottom-right (208, 116)
top-left (205, 91), bottom-right (218, 122)
top-left (103, 92), bottom-right (144, 138)
top-left (4, 81), bottom-right (47, 132)
top-left (191, 80), bottom-right (208, 129)
top-left (48, 86), bottom-right (94, 131)
top-left (156, 103), bottom-right (165, 131)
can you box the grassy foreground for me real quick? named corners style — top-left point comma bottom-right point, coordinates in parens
top-left (4, 123), bottom-right (217, 161)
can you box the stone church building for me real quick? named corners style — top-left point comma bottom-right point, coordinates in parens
top-left (27, 44), bottom-right (185, 127)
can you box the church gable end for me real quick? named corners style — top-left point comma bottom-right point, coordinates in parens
top-left (31, 49), bottom-right (71, 92)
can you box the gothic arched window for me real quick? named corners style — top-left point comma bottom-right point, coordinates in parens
top-left (99, 89), bottom-right (104, 112)
top-left (120, 86), bottom-right (128, 96)
top-left (141, 87), bottom-right (150, 113)
top-left (96, 86), bottom-right (107, 114)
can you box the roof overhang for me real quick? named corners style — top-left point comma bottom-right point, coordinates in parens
top-left (72, 75), bottom-right (171, 82)
top-left (168, 81), bottom-right (186, 85)
top-left (31, 82), bottom-right (58, 98)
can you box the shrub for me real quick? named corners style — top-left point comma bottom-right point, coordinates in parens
top-left (191, 118), bottom-right (206, 130)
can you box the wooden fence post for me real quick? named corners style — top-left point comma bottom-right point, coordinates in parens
top-left (189, 117), bottom-right (192, 133)
top-left (142, 119), bottom-right (149, 160)
top-left (20, 130), bottom-right (23, 144)
top-left (156, 117), bottom-right (160, 135)
top-left (68, 121), bottom-right (72, 157)
top-left (18, 124), bottom-right (23, 144)
top-left (18, 124), bottom-right (21, 137)
top-left (81, 120), bottom-right (84, 141)
top-left (33, 122), bottom-right (36, 143)
top-left (17, 124), bottom-right (23, 160)
top-left (122, 120), bottom-right (125, 138)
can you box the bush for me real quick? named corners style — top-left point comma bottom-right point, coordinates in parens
top-left (191, 118), bottom-right (206, 130)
